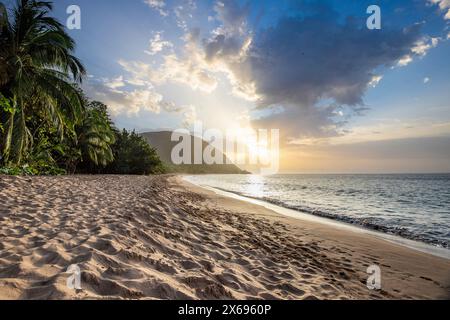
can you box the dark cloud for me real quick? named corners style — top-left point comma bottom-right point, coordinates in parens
top-left (202, 1), bottom-right (425, 138)
top-left (214, 0), bottom-right (250, 32)
top-left (250, 17), bottom-right (420, 107)
top-left (245, 16), bottom-right (422, 136)
top-left (252, 104), bottom-right (347, 141)
top-left (204, 34), bottom-right (245, 62)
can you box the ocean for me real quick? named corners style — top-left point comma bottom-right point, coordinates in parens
top-left (185, 174), bottom-right (450, 249)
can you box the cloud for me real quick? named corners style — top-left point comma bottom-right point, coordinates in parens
top-left (115, 1), bottom-right (252, 96)
top-left (224, 14), bottom-right (423, 138)
top-left (213, 0), bottom-right (250, 34)
top-left (429, 0), bottom-right (450, 19)
top-left (127, 89), bottom-right (163, 114)
top-left (118, 30), bottom-right (219, 93)
top-left (84, 78), bottom-right (163, 116)
top-left (369, 75), bottom-right (383, 88)
top-left (134, 0), bottom-right (429, 139)
top-left (117, 60), bottom-right (153, 86)
top-left (412, 37), bottom-right (439, 55)
top-left (181, 105), bottom-right (197, 127)
top-left (182, 1), bottom-right (255, 98)
top-left (174, 0), bottom-right (197, 31)
top-left (424, 77), bottom-right (431, 84)
top-left (252, 104), bottom-right (347, 141)
top-left (141, 0), bottom-right (423, 139)
top-left (246, 17), bottom-right (422, 108)
top-left (145, 32), bottom-right (173, 56)
top-left (157, 52), bottom-right (219, 92)
top-left (84, 75), bottom-right (199, 127)
top-left (144, 0), bottom-right (168, 16)
top-left (397, 36), bottom-right (439, 66)
top-left (289, 119), bottom-right (450, 146)
top-left (120, 0), bottom-right (437, 139)
top-left (397, 55), bottom-right (414, 67)
top-left (121, 56), bottom-right (218, 93)
top-left (104, 76), bottom-right (125, 89)
top-left (282, 136), bottom-right (450, 173)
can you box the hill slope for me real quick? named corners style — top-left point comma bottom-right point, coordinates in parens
top-left (140, 131), bottom-right (248, 174)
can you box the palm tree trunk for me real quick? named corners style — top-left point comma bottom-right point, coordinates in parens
top-left (2, 96), bottom-right (16, 164)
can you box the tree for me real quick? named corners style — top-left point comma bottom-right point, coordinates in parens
top-left (0, 0), bottom-right (85, 165)
top-left (76, 101), bottom-right (116, 172)
top-left (0, 93), bottom-right (12, 133)
top-left (0, 1), bottom-right (165, 176)
top-left (107, 130), bottom-right (165, 175)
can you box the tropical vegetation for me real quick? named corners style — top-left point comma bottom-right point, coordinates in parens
top-left (0, 0), bottom-right (165, 175)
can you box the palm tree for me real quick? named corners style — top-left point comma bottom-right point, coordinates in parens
top-left (77, 101), bottom-right (116, 171)
top-left (0, 0), bottom-right (85, 165)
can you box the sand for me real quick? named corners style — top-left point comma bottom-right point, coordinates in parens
top-left (0, 174), bottom-right (448, 300)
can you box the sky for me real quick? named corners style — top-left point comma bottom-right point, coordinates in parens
top-left (5, 0), bottom-right (450, 173)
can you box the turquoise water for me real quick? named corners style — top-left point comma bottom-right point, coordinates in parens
top-left (186, 174), bottom-right (450, 249)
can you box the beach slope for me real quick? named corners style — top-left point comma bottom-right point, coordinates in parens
top-left (0, 175), bottom-right (448, 299)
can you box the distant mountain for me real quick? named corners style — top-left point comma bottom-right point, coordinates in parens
top-left (140, 131), bottom-right (249, 174)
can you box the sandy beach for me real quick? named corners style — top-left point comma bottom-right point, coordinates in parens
top-left (0, 174), bottom-right (449, 300)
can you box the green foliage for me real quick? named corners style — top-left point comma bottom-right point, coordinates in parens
top-left (0, 166), bottom-right (34, 176)
top-left (0, 1), bottom-right (165, 176)
top-left (76, 101), bottom-right (116, 170)
top-left (0, 163), bottom-right (66, 176)
top-left (106, 129), bottom-right (166, 175)
top-left (0, 93), bottom-right (12, 133)
top-left (0, 93), bottom-right (12, 113)
top-left (0, 0), bottom-right (85, 165)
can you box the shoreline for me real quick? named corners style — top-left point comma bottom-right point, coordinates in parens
top-left (0, 174), bottom-right (449, 299)
top-left (183, 176), bottom-right (450, 260)
top-left (178, 175), bottom-right (450, 299)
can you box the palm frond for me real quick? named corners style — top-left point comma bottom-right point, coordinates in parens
top-left (1, 0), bottom-right (86, 165)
